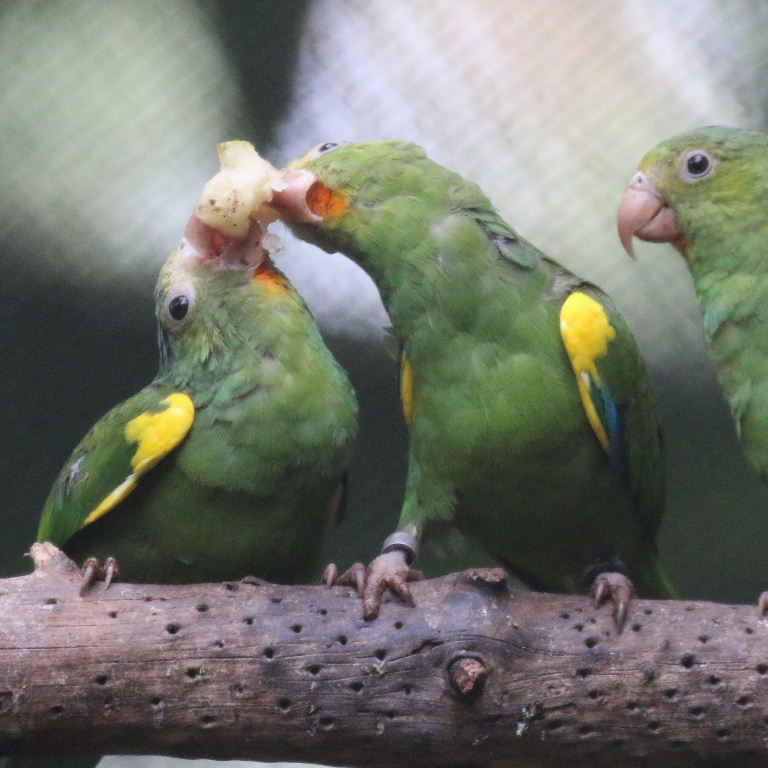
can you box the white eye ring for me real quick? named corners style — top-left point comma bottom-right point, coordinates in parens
top-left (680, 149), bottom-right (716, 182)
top-left (162, 283), bottom-right (196, 328)
top-left (309, 141), bottom-right (350, 159)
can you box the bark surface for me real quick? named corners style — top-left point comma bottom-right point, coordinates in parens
top-left (0, 544), bottom-right (766, 768)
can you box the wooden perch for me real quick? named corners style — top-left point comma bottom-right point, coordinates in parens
top-left (1, 545), bottom-right (767, 768)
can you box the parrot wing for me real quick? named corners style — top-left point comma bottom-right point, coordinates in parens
top-left (37, 387), bottom-right (195, 546)
top-left (559, 283), bottom-right (664, 540)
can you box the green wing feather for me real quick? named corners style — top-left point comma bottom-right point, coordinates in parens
top-left (37, 385), bottom-right (193, 546)
top-left (560, 283), bottom-right (665, 542)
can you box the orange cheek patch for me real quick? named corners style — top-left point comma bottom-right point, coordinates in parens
top-left (253, 257), bottom-right (288, 293)
top-left (307, 181), bottom-right (348, 218)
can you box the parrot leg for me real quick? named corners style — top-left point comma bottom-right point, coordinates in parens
top-left (79, 556), bottom-right (119, 596)
top-left (590, 571), bottom-right (635, 632)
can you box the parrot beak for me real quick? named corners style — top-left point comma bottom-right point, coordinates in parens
top-left (616, 172), bottom-right (679, 257)
top-left (269, 170), bottom-right (325, 224)
top-left (181, 215), bottom-right (277, 269)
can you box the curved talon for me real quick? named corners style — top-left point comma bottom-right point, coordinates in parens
top-left (336, 563), bottom-right (366, 597)
top-left (322, 562), bottom-right (338, 588)
top-left (353, 566), bottom-right (366, 597)
top-left (757, 591), bottom-right (768, 616)
top-left (592, 577), bottom-right (608, 607)
top-left (103, 557), bottom-right (119, 590)
top-left (326, 562), bottom-right (367, 597)
top-left (590, 571), bottom-right (634, 632)
top-left (79, 557), bottom-right (100, 596)
top-left (79, 556), bottom-right (120, 596)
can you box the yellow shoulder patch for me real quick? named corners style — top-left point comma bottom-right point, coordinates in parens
top-left (400, 353), bottom-right (415, 429)
top-left (80, 393), bottom-right (195, 528)
top-left (560, 292), bottom-right (616, 453)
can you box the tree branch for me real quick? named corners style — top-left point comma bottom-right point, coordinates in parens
top-left (0, 544), bottom-right (765, 768)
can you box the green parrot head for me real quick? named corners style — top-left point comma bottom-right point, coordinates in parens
top-left (270, 140), bottom-right (493, 269)
top-left (617, 126), bottom-right (768, 259)
top-left (155, 216), bottom-right (292, 381)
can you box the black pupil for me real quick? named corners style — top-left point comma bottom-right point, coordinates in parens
top-left (687, 153), bottom-right (709, 176)
top-left (168, 295), bottom-right (189, 321)
top-left (318, 142), bottom-right (338, 153)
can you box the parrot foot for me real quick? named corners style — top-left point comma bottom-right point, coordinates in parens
top-left (323, 554), bottom-right (423, 620)
top-left (590, 571), bottom-right (634, 632)
top-left (361, 551), bottom-right (423, 621)
top-left (79, 556), bottom-right (119, 596)
top-left (757, 591), bottom-right (768, 616)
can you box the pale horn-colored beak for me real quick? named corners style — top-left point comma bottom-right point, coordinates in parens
top-left (268, 169), bottom-right (324, 224)
top-left (616, 172), bottom-right (679, 257)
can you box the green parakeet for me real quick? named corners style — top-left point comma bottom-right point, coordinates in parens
top-left (269, 140), bottom-right (673, 625)
top-left (37, 214), bottom-right (358, 586)
top-left (617, 126), bottom-right (768, 476)
top-left (617, 125), bottom-right (768, 609)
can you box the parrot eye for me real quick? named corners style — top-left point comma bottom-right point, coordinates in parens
top-left (681, 149), bottom-right (715, 181)
top-left (307, 142), bottom-right (347, 160)
top-left (169, 295), bottom-right (189, 320)
top-left (162, 286), bottom-right (196, 328)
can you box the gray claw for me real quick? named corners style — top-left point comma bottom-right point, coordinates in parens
top-left (79, 557), bottom-right (99, 596)
top-left (79, 556), bottom-right (119, 595)
top-left (353, 566), bottom-right (365, 597)
top-left (590, 571), bottom-right (634, 633)
top-left (322, 563), bottom-right (338, 588)
top-left (592, 578), bottom-right (607, 607)
top-left (103, 557), bottom-right (118, 591)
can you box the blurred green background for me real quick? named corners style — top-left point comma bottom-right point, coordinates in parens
top-left (2, 1), bottom-right (768, 764)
